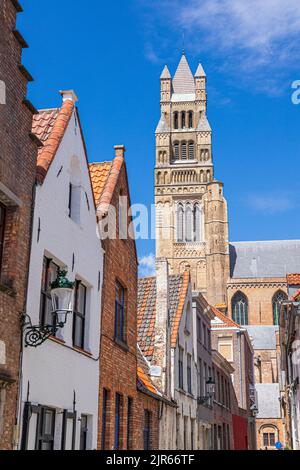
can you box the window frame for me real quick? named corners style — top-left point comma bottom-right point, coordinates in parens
top-left (272, 290), bottom-right (287, 326)
top-left (36, 406), bottom-right (56, 451)
top-left (232, 292), bottom-right (249, 326)
top-left (40, 257), bottom-right (59, 327)
top-left (178, 347), bottom-right (184, 390)
top-left (143, 410), bottom-right (151, 450)
top-left (101, 389), bottom-right (109, 450)
top-left (127, 397), bottom-right (133, 450)
top-left (73, 280), bottom-right (87, 350)
top-left (79, 415), bottom-right (89, 450)
top-left (114, 281), bottom-right (126, 344)
top-left (114, 393), bottom-right (122, 450)
top-left (187, 353), bottom-right (192, 394)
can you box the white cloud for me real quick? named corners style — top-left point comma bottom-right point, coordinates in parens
top-left (139, 253), bottom-right (156, 277)
top-left (246, 192), bottom-right (295, 214)
top-left (139, 0), bottom-right (300, 92)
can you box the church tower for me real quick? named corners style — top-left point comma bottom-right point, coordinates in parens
top-left (155, 54), bottom-right (230, 306)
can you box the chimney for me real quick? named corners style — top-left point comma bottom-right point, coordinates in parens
top-left (59, 89), bottom-right (78, 103)
top-left (150, 258), bottom-right (170, 394)
top-left (114, 145), bottom-right (126, 159)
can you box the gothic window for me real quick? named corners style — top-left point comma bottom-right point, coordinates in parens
top-left (207, 170), bottom-right (211, 182)
top-left (188, 141), bottom-right (194, 160)
top-left (181, 112), bottom-right (186, 129)
top-left (174, 141), bottom-right (179, 160)
top-left (181, 141), bottom-right (187, 160)
top-left (177, 204), bottom-right (184, 242)
top-left (193, 204), bottom-right (203, 242)
top-left (185, 204), bottom-right (193, 242)
top-left (174, 112), bottom-right (179, 130)
top-left (272, 291), bottom-right (287, 326)
top-left (188, 111), bottom-right (193, 129)
top-left (232, 292), bottom-right (248, 325)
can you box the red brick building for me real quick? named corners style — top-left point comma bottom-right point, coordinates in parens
top-left (0, 0), bottom-right (38, 449)
top-left (90, 147), bottom-right (162, 450)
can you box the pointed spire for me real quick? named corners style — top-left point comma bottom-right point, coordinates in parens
top-left (172, 54), bottom-right (195, 94)
top-left (160, 65), bottom-right (171, 80)
top-left (197, 114), bottom-right (211, 132)
top-left (195, 63), bottom-right (206, 78)
top-left (155, 113), bottom-right (170, 134)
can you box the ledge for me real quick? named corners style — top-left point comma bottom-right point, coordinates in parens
top-left (11, 0), bottom-right (23, 12)
top-left (18, 64), bottom-right (34, 82)
top-left (114, 337), bottom-right (129, 353)
top-left (13, 30), bottom-right (28, 48)
top-left (0, 282), bottom-right (16, 298)
top-left (23, 99), bottom-right (38, 115)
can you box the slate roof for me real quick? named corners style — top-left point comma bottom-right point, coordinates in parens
top-left (197, 115), bottom-right (212, 132)
top-left (230, 240), bottom-right (300, 279)
top-left (245, 326), bottom-right (278, 350)
top-left (137, 272), bottom-right (189, 360)
top-left (172, 54), bottom-right (195, 95)
top-left (155, 113), bottom-right (170, 134)
top-left (32, 99), bottom-right (74, 183)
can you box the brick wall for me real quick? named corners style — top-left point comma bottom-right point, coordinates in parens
top-left (0, 0), bottom-right (38, 450)
top-left (97, 163), bottom-right (159, 450)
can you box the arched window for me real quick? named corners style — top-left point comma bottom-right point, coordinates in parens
top-left (181, 141), bottom-right (187, 160)
top-left (174, 112), bottom-right (179, 130)
top-left (185, 204), bottom-right (193, 242)
top-left (232, 292), bottom-right (248, 325)
top-left (173, 141), bottom-right (179, 160)
top-left (188, 111), bottom-right (193, 128)
top-left (272, 291), bottom-right (287, 325)
top-left (181, 112), bottom-right (186, 129)
top-left (177, 204), bottom-right (184, 242)
top-left (193, 204), bottom-right (203, 242)
top-left (188, 141), bottom-right (194, 160)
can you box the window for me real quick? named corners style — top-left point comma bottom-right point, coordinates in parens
top-left (181, 111), bottom-right (186, 128)
top-left (197, 316), bottom-right (202, 343)
top-left (273, 291), bottom-right (287, 325)
top-left (263, 432), bottom-right (275, 447)
top-left (188, 141), bottom-right (194, 160)
top-left (36, 407), bottom-right (56, 450)
top-left (179, 348), bottom-right (184, 390)
top-left (203, 325), bottom-right (207, 349)
top-left (73, 281), bottom-right (87, 349)
top-left (232, 292), bottom-right (248, 325)
top-left (174, 141), bottom-right (180, 160)
top-left (218, 338), bottom-right (233, 362)
top-left (115, 281), bottom-right (126, 343)
top-left (0, 203), bottom-right (6, 272)
top-left (143, 410), bottom-right (151, 450)
top-left (68, 183), bottom-right (81, 224)
top-left (79, 415), bottom-right (88, 450)
top-left (40, 257), bottom-right (59, 327)
top-left (181, 141), bottom-right (187, 160)
top-left (114, 393), bottom-right (122, 450)
top-left (127, 397), bottom-right (133, 450)
top-left (193, 204), bottom-right (203, 242)
top-left (177, 204), bottom-right (184, 242)
top-left (101, 389), bottom-right (109, 450)
top-left (187, 354), bottom-right (192, 394)
top-left (185, 204), bottom-right (193, 242)
top-left (207, 330), bottom-right (211, 352)
top-left (174, 112), bottom-right (179, 129)
top-left (198, 359), bottom-right (202, 397)
top-left (188, 111), bottom-right (193, 128)
top-left (185, 305), bottom-right (191, 333)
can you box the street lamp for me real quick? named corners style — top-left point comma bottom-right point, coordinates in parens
top-left (250, 404), bottom-right (259, 418)
top-left (22, 268), bottom-right (75, 348)
top-left (198, 377), bottom-right (216, 406)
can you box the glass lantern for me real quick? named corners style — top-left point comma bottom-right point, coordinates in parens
top-left (51, 269), bottom-right (75, 327)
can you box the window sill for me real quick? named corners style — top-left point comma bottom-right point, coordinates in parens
top-left (0, 282), bottom-right (16, 298)
top-left (73, 346), bottom-right (93, 357)
top-left (114, 337), bottom-right (129, 353)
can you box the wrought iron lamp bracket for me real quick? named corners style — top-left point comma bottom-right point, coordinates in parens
top-left (21, 313), bottom-right (59, 348)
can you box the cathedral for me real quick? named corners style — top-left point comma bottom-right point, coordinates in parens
top-left (155, 53), bottom-right (300, 448)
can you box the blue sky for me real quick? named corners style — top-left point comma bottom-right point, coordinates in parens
top-left (19, 0), bottom-right (300, 275)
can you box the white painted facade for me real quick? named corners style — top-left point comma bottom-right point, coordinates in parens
top-left (18, 93), bottom-right (103, 450)
top-left (173, 282), bottom-right (198, 450)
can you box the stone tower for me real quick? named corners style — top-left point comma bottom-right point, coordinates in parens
top-left (155, 53), bottom-right (230, 306)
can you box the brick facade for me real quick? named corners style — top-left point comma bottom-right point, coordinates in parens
top-left (92, 150), bottom-right (160, 450)
top-left (0, 0), bottom-right (38, 450)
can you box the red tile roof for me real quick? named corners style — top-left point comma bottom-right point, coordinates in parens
top-left (211, 306), bottom-right (241, 329)
top-left (89, 153), bottom-right (124, 217)
top-left (287, 274), bottom-right (300, 285)
top-left (32, 99), bottom-right (74, 183)
top-left (137, 272), bottom-right (190, 360)
top-left (137, 348), bottom-right (161, 398)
